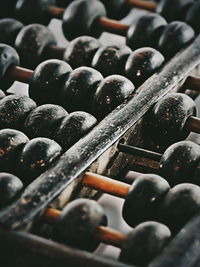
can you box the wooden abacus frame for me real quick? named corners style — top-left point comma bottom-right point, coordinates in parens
top-left (0, 33), bottom-right (200, 267)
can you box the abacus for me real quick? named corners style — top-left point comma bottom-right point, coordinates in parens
top-left (0, 0), bottom-right (200, 266)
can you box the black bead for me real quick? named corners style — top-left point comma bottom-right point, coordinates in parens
top-left (55, 111), bottom-right (97, 150)
top-left (0, 173), bottom-right (23, 205)
top-left (156, 0), bottom-right (193, 22)
top-left (0, 129), bottom-right (29, 172)
top-left (63, 36), bottom-right (101, 69)
top-left (122, 174), bottom-right (170, 228)
top-left (145, 93), bottom-right (196, 146)
top-left (125, 47), bottom-right (164, 87)
top-left (119, 221), bottom-right (171, 266)
top-left (194, 162), bottom-right (200, 184)
top-left (15, 0), bottom-right (56, 25)
top-left (0, 44), bottom-right (19, 91)
top-left (15, 24), bottom-right (57, 69)
top-left (29, 59), bottom-right (72, 105)
top-left (62, 0), bottom-right (106, 40)
top-left (0, 18), bottom-right (24, 46)
top-left (159, 141), bottom-right (200, 185)
top-left (90, 75), bottom-right (135, 120)
top-left (157, 21), bottom-right (195, 59)
top-left (56, 0), bottom-right (73, 7)
top-left (158, 183), bottom-right (200, 233)
top-left (24, 104), bottom-right (68, 139)
top-left (126, 14), bottom-right (167, 50)
top-left (92, 44), bottom-right (131, 77)
top-left (16, 137), bottom-right (62, 182)
top-left (53, 198), bottom-right (107, 252)
top-left (0, 90), bottom-right (5, 100)
top-left (100, 0), bottom-right (129, 19)
top-left (0, 95), bottom-right (36, 130)
top-left (186, 2), bottom-right (200, 33)
top-left (60, 66), bottom-right (103, 111)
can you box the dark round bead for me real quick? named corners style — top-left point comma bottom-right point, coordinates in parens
top-left (15, 0), bottom-right (56, 25)
top-left (29, 59), bottom-right (72, 105)
top-left (0, 173), bottom-right (23, 205)
top-left (194, 162), bottom-right (200, 184)
top-left (62, 0), bottom-right (106, 40)
top-left (0, 129), bottom-right (29, 172)
top-left (53, 198), bottom-right (107, 252)
top-left (159, 141), bottom-right (200, 185)
top-left (55, 111), bottom-right (97, 150)
top-left (24, 104), bottom-right (68, 139)
top-left (0, 18), bottom-right (24, 46)
top-left (90, 75), bottom-right (135, 120)
top-left (100, 0), bottom-right (129, 19)
top-left (145, 93), bottom-right (196, 145)
top-left (0, 44), bottom-right (19, 91)
top-left (156, 0), bottom-right (193, 22)
top-left (16, 137), bottom-right (62, 182)
top-left (119, 221), bottom-right (171, 266)
top-left (122, 174), bottom-right (170, 228)
top-left (158, 183), bottom-right (200, 233)
top-left (63, 36), bottom-right (101, 69)
top-left (92, 44), bottom-right (131, 77)
top-left (157, 21), bottom-right (195, 59)
top-left (0, 95), bottom-right (36, 130)
top-left (60, 66), bottom-right (103, 111)
top-left (186, 2), bottom-right (200, 33)
top-left (15, 24), bottom-right (57, 69)
top-left (0, 90), bottom-right (5, 100)
top-left (125, 47), bottom-right (164, 87)
top-left (56, 0), bottom-right (73, 7)
top-left (126, 14), bottom-right (167, 50)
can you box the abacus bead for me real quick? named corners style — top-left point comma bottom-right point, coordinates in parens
top-left (0, 173), bottom-right (23, 205)
top-left (158, 183), bottom-right (200, 233)
top-left (15, 0), bottom-right (56, 25)
top-left (60, 67), bottom-right (103, 111)
top-left (63, 36), bottom-right (101, 69)
top-left (53, 198), bottom-right (107, 252)
top-left (127, 14), bottom-right (167, 50)
top-left (194, 162), bottom-right (200, 183)
top-left (55, 111), bottom-right (97, 150)
top-left (0, 44), bottom-right (19, 91)
top-left (29, 59), bottom-right (72, 105)
top-left (186, 2), bottom-right (200, 33)
top-left (0, 90), bottom-right (5, 100)
top-left (159, 141), bottom-right (200, 185)
top-left (120, 222), bottom-right (171, 266)
top-left (122, 174), bottom-right (170, 228)
top-left (0, 95), bottom-right (36, 130)
top-left (91, 75), bottom-right (135, 120)
top-left (145, 93), bottom-right (196, 145)
top-left (16, 137), bottom-right (62, 182)
top-left (0, 19), bottom-right (24, 46)
top-left (100, 0), bottom-right (129, 19)
top-left (157, 21), bottom-right (195, 59)
top-left (92, 44), bottom-right (131, 77)
top-left (125, 47), bottom-right (164, 87)
top-left (0, 129), bottom-right (29, 172)
top-left (56, 0), bottom-right (73, 7)
top-left (15, 24), bottom-right (57, 69)
top-left (0, 0), bottom-right (16, 18)
top-left (24, 104), bottom-right (68, 139)
top-left (156, 0), bottom-right (193, 22)
top-left (62, 0), bottom-right (106, 40)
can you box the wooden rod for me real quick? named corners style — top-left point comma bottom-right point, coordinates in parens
top-left (44, 45), bottom-right (65, 60)
top-left (48, 6), bottom-right (64, 19)
top-left (82, 172), bottom-right (130, 198)
top-left (126, 0), bottom-right (156, 11)
top-left (98, 17), bottom-right (128, 36)
top-left (185, 116), bottom-right (200, 134)
top-left (183, 76), bottom-right (200, 92)
top-left (94, 225), bottom-right (126, 248)
top-left (8, 65), bottom-right (33, 84)
top-left (118, 143), bottom-right (162, 162)
top-left (43, 208), bottom-right (126, 248)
